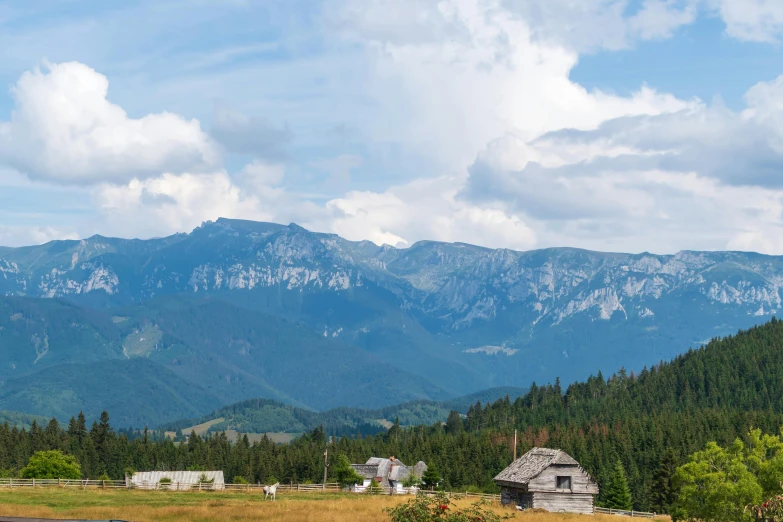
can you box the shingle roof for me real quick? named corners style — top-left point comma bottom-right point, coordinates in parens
top-left (493, 447), bottom-right (579, 484)
top-left (351, 457), bottom-right (426, 488)
top-left (352, 464), bottom-right (380, 480)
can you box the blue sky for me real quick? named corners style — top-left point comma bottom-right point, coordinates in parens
top-left (1, 0), bottom-right (783, 254)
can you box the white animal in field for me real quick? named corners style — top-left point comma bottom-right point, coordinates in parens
top-left (263, 482), bottom-right (280, 501)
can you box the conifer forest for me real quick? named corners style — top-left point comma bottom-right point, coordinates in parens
top-left (5, 319), bottom-right (783, 515)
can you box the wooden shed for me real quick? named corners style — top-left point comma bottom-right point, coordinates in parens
top-left (493, 447), bottom-right (599, 514)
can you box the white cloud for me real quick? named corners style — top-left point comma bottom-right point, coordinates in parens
top-left (335, 0), bottom-right (695, 172)
top-left (0, 62), bottom-right (219, 184)
top-left (711, 0), bottom-right (783, 43)
top-left (628, 0), bottom-right (698, 40)
top-left (237, 160), bottom-right (286, 187)
top-left (0, 225), bottom-right (78, 247)
top-left (93, 171), bottom-right (273, 238)
top-left (456, 74), bottom-right (783, 253)
top-left (325, 175), bottom-right (537, 249)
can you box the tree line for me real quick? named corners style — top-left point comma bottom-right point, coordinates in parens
top-left (3, 318), bottom-right (783, 515)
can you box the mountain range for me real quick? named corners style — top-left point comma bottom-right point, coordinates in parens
top-left (1, 218), bottom-right (781, 426)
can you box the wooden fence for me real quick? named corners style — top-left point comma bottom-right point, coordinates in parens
top-left (595, 507), bottom-right (658, 518)
top-left (0, 478), bottom-right (500, 501)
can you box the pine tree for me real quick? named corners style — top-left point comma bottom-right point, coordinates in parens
top-left (649, 449), bottom-right (677, 514)
top-left (421, 462), bottom-right (441, 490)
top-left (603, 460), bottom-right (633, 510)
top-left (445, 411), bottom-right (464, 434)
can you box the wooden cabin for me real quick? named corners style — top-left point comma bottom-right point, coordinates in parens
top-left (494, 447), bottom-right (599, 514)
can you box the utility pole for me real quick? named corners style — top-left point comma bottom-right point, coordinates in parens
top-left (323, 442), bottom-right (329, 488)
top-left (513, 429), bottom-right (517, 461)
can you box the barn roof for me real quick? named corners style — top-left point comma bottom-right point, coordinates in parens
top-left (129, 470), bottom-right (225, 489)
top-left (493, 447), bottom-right (579, 484)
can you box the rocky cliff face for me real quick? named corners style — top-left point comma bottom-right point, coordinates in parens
top-left (2, 218), bottom-right (781, 389)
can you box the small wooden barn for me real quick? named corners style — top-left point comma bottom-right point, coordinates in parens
top-left (493, 447), bottom-right (599, 514)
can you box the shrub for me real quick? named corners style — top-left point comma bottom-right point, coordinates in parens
top-left (749, 494), bottom-right (783, 522)
top-left (368, 478), bottom-right (384, 495)
top-left (233, 476), bottom-right (249, 484)
top-left (386, 491), bottom-right (513, 522)
top-left (402, 472), bottom-right (421, 488)
top-left (20, 450), bottom-right (81, 480)
top-left (332, 454), bottom-right (364, 487)
top-left (97, 473), bottom-right (111, 481)
top-left (196, 472), bottom-right (214, 484)
top-left (159, 477), bottom-right (173, 484)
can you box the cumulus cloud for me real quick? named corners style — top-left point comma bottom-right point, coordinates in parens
top-left (334, 0), bottom-right (695, 172)
top-left (93, 171), bottom-right (274, 239)
top-left (457, 74), bottom-right (783, 253)
top-left (0, 62), bottom-right (219, 184)
top-left (326, 176), bottom-right (537, 249)
top-left (711, 0), bottom-right (783, 43)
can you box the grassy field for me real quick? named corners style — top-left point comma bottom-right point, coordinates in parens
top-left (163, 418), bottom-right (298, 444)
top-left (0, 488), bottom-right (669, 522)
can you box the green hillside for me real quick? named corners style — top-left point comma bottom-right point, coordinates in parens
top-left (0, 410), bottom-right (48, 430)
top-left (161, 386), bottom-right (528, 438)
top-left (0, 294), bottom-right (459, 425)
top-left (0, 358), bottom-right (224, 428)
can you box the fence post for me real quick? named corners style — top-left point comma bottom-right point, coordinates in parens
top-left (32, 478), bottom-right (35, 488)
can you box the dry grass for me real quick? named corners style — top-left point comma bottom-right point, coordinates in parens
top-left (0, 488), bottom-right (671, 522)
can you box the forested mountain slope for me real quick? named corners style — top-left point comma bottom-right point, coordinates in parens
top-left (3, 218), bottom-right (783, 419)
top-left (2, 320), bottom-right (783, 514)
top-left (0, 295), bottom-right (453, 426)
top-left (460, 318), bottom-right (783, 510)
top-left (160, 386), bottom-right (528, 438)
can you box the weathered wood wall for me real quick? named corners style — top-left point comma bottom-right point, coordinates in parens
top-left (501, 487), bottom-right (533, 507)
top-left (532, 491), bottom-right (594, 515)
top-left (527, 464), bottom-right (599, 494)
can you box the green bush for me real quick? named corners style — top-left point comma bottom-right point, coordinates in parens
top-left (196, 472), bottom-right (215, 486)
top-left (368, 478), bottom-right (384, 494)
top-left (20, 450), bottom-right (81, 480)
top-left (331, 454), bottom-right (363, 487)
top-left (159, 477), bottom-right (173, 484)
top-left (233, 476), bottom-right (249, 484)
